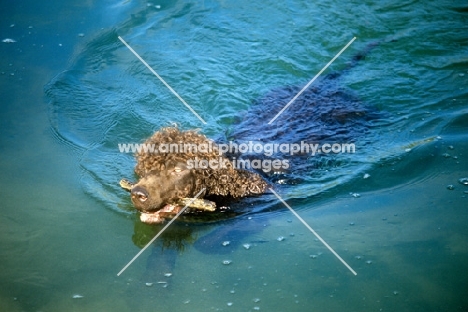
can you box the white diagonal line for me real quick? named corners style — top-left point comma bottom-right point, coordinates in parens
top-left (268, 37), bottom-right (356, 124)
top-left (269, 187), bottom-right (357, 276)
top-left (117, 188), bottom-right (206, 276)
top-left (118, 36), bottom-right (207, 125)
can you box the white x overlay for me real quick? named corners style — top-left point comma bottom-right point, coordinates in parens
top-left (117, 35), bottom-right (358, 276)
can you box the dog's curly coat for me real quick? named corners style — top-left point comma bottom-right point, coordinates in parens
top-left (128, 126), bottom-right (267, 214)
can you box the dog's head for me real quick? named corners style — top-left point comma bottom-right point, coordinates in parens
top-left (130, 160), bottom-right (199, 212)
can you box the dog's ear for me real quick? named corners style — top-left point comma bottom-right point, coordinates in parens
top-left (164, 159), bottom-right (189, 174)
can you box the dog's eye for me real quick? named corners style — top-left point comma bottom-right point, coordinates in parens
top-left (134, 191), bottom-right (147, 202)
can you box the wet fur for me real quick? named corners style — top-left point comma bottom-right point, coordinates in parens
top-left (130, 127), bottom-right (267, 212)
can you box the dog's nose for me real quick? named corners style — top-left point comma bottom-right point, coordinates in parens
top-left (131, 186), bottom-right (149, 203)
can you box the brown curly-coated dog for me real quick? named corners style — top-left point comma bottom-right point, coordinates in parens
top-left (121, 126), bottom-right (267, 223)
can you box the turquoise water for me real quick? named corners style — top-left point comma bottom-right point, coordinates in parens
top-left (1, 0), bottom-right (468, 311)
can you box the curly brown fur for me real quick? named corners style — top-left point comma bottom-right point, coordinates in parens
top-left (127, 126), bottom-right (267, 213)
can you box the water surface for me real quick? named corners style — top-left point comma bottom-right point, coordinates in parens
top-left (1, 0), bottom-right (468, 311)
